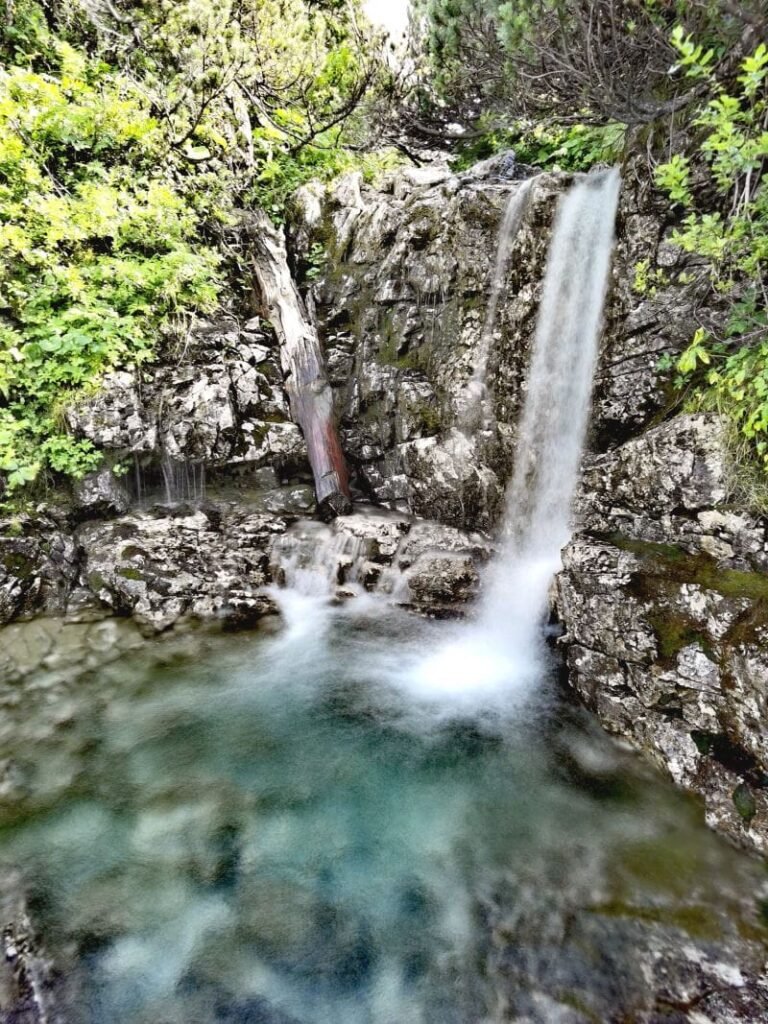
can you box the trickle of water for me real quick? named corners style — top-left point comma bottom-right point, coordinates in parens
top-left (160, 455), bottom-right (207, 506)
top-left (408, 168), bottom-right (621, 703)
top-left (475, 178), bottom-right (534, 385)
top-left (458, 178), bottom-right (534, 432)
top-left (269, 521), bottom-right (368, 598)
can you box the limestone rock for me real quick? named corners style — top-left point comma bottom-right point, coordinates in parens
top-left (65, 316), bottom-right (308, 481)
top-left (77, 508), bottom-right (287, 632)
top-left (0, 515), bottom-right (77, 626)
top-left (66, 370), bottom-right (155, 453)
top-left (556, 531), bottom-right (768, 853)
top-left (73, 466), bottom-right (129, 519)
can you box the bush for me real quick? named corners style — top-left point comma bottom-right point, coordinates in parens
top-left (655, 38), bottom-right (768, 468)
top-left (0, 39), bottom-right (222, 492)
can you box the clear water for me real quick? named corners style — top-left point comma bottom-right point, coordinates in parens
top-left (0, 601), bottom-right (765, 1024)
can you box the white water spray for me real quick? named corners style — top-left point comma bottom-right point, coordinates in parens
top-left (407, 168), bottom-right (621, 704)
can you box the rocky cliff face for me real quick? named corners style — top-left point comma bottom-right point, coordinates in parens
top-left (291, 159), bottom-right (768, 855)
top-left (290, 157), bottom-right (693, 531)
top-left (557, 413), bottom-right (768, 853)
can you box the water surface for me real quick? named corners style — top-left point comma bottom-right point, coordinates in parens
top-left (0, 600), bottom-right (765, 1023)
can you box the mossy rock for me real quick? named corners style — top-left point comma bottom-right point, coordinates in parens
top-left (733, 782), bottom-right (757, 823)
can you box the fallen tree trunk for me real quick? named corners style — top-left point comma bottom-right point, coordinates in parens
top-left (245, 210), bottom-right (352, 521)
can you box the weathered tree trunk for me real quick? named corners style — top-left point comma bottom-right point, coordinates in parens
top-left (246, 210), bottom-right (352, 521)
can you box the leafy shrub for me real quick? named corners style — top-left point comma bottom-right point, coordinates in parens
top-left (0, 0), bottom-right (387, 498)
top-left (453, 116), bottom-right (627, 173)
top-left (655, 37), bottom-right (768, 467)
top-left (0, 40), bottom-right (221, 492)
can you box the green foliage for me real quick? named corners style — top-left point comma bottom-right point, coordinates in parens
top-left (0, 0), bottom-right (385, 497)
top-left (0, 31), bottom-right (222, 492)
top-left (453, 117), bottom-right (627, 173)
top-left (250, 144), bottom-right (402, 221)
top-left (304, 243), bottom-right (328, 284)
top-left (655, 36), bottom-right (768, 469)
top-left (633, 259), bottom-right (669, 297)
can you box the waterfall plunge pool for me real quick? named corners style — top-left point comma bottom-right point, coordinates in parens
top-left (0, 599), bottom-right (766, 1024)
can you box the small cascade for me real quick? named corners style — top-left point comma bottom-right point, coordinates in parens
top-left (270, 521), bottom-right (368, 598)
top-left (407, 168), bottom-right (621, 703)
top-left (129, 455), bottom-right (207, 508)
top-left (458, 177), bottom-right (534, 432)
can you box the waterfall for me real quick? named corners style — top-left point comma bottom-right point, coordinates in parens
top-left (486, 168), bottom-right (621, 610)
top-left (160, 456), bottom-right (206, 506)
top-left (407, 168), bottom-right (621, 704)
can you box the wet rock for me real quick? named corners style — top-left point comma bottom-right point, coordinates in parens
top-left (482, 859), bottom-right (768, 1024)
top-left (66, 370), bottom-right (155, 453)
top-left (65, 316), bottom-right (309, 481)
top-left (77, 508), bottom-right (287, 633)
top-left (73, 466), bottom-right (129, 519)
top-left (295, 166), bottom-right (565, 528)
top-left (558, 411), bottom-right (768, 853)
top-left (406, 555), bottom-right (481, 614)
top-left (259, 485), bottom-right (316, 516)
top-left (0, 515), bottom-right (78, 626)
top-left (292, 161), bottom-right (700, 530)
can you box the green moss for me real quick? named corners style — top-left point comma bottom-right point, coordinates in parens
top-left (378, 334), bottom-right (425, 371)
top-left (1, 552), bottom-right (36, 580)
top-left (419, 402), bottom-right (442, 435)
top-left (587, 899), bottom-right (723, 941)
top-left (610, 535), bottom-right (689, 564)
top-left (647, 609), bottom-right (710, 662)
top-left (117, 567), bottom-right (145, 582)
top-left (87, 570), bottom-right (108, 591)
top-left (611, 534), bottom-right (768, 602)
top-left (733, 782), bottom-right (757, 823)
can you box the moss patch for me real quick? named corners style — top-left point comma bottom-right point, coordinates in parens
top-left (611, 534), bottom-right (768, 602)
top-left (0, 551), bottom-right (37, 580)
top-left (117, 567), bottom-right (145, 582)
top-left (586, 899), bottom-right (723, 941)
top-left (647, 609), bottom-right (711, 663)
top-left (733, 782), bottom-right (758, 823)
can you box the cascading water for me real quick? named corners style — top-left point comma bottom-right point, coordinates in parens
top-left (160, 454), bottom-right (207, 506)
top-left (407, 168), bottom-right (621, 704)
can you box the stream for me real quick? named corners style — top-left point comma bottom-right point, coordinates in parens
top-left (1, 170), bottom-right (765, 1023)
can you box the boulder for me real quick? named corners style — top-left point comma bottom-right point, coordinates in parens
top-left (0, 515), bottom-right (77, 626)
top-left (558, 413), bottom-right (768, 854)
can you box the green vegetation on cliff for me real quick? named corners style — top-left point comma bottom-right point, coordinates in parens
top-left (0, 0), bottom-right (385, 495)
